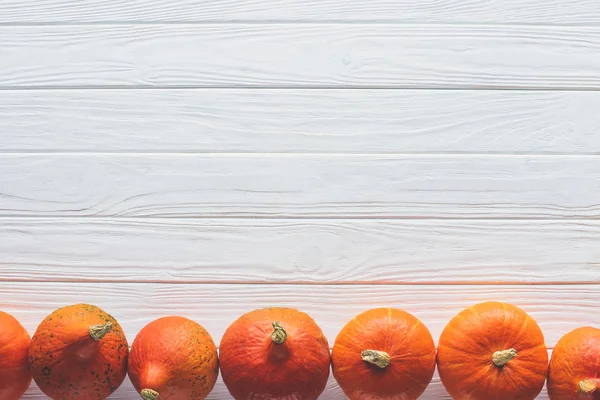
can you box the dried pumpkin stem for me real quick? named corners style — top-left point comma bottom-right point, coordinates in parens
top-left (492, 348), bottom-right (518, 367)
top-left (88, 321), bottom-right (113, 341)
top-left (271, 321), bottom-right (287, 344)
top-left (361, 349), bottom-right (391, 369)
top-left (141, 389), bottom-right (160, 400)
top-left (579, 379), bottom-right (598, 395)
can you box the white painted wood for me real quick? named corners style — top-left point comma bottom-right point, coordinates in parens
top-left (2, 217), bottom-right (600, 284)
top-left (1, 0), bottom-right (598, 24)
top-left (23, 369), bottom-right (554, 399)
top-left (3, 24), bottom-right (600, 89)
top-left (1, 154), bottom-right (599, 218)
top-left (3, 283), bottom-right (594, 346)
top-left (2, 89), bottom-right (599, 154)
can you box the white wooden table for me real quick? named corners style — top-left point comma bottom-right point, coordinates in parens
top-left (2, 0), bottom-right (600, 398)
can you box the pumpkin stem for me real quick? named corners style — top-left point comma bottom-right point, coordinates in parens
top-left (141, 389), bottom-right (159, 400)
top-left (88, 321), bottom-right (113, 341)
top-left (579, 379), bottom-right (598, 395)
top-left (361, 349), bottom-right (391, 369)
top-left (271, 321), bottom-right (287, 344)
top-left (492, 348), bottom-right (518, 367)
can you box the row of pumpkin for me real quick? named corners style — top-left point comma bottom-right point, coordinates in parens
top-left (1, 301), bottom-right (598, 400)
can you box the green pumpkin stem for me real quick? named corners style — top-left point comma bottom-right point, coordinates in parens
top-left (271, 321), bottom-right (287, 344)
top-left (88, 321), bottom-right (113, 341)
top-left (141, 389), bottom-right (160, 400)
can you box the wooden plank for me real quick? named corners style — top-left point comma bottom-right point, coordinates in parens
top-left (1, 0), bottom-right (598, 24)
top-left (24, 369), bottom-right (553, 399)
top-left (1, 154), bottom-right (599, 218)
top-left (2, 89), bottom-right (600, 154)
top-left (2, 24), bottom-right (600, 89)
top-left (1, 283), bottom-right (593, 347)
top-left (2, 218), bottom-right (600, 283)
top-left (21, 374), bottom-right (439, 399)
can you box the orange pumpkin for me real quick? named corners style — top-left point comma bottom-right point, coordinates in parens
top-left (332, 308), bottom-right (436, 400)
top-left (0, 311), bottom-right (32, 400)
top-left (220, 307), bottom-right (331, 400)
top-left (128, 316), bottom-right (219, 400)
top-left (437, 301), bottom-right (548, 400)
top-left (547, 327), bottom-right (600, 399)
top-left (29, 304), bottom-right (128, 400)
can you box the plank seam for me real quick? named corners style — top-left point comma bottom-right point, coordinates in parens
top-left (0, 86), bottom-right (598, 92)
top-left (2, 151), bottom-right (600, 157)
top-left (1, 279), bottom-right (598, 286)
top-left (3, 85), bottom-right (600, 91)
top-left (1, 20), bottom-right (600, 27)
top-left (0, 216), bottom-right (599, 221)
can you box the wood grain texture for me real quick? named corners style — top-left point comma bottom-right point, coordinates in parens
top-left (23, 369), bottom-right (554, 399)
top-left (1, 0), bottom-right (598, 24)
top-left (2, 217), bottom-right (599, 283)
top-left (2, 89), bottom-right (600, 154)
top-left (2, 283), bottom-right (594, 346)
top-left (1, 154), bottom-right (599, 218)
top-left (3, 24), bottom-right (600, 89)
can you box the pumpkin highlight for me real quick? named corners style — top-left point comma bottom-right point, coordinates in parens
top-left (29, 303), bottom-right (129, 400)
top-left (128, 316), bottom-right (219, 400)
top-left (332, 308), bottom-right (436, 400)
top-left (548, 326), bottom-right (600, 399)
top-left (219, 307), bottom-right (331, 400)
top-left (437, 301), bottom-right (548, 400)
top-left (0, 311), bottom-right (32, 400)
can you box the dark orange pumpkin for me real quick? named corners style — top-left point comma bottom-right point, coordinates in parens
top-left (220, 307), bottom-right (331, 400)
top-left (128, 316), bottom-right (219, 400)
top-left (437, 301), bottom-right (548, 400)
top-left (331, 308), bottom-right (436, 400)
top-left (29, 303), bottom-right (128, 400)
top-left (547, 326), bottom-right (600, 399)
top-left (0, 311), bottom-right (32, 400)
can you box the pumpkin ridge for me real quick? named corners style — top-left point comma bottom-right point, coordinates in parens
top-left (220, 308), bottom-right (330, 400)
top-left (333, 308), bottom-right (435, 400)
top-left (0, 311), bottom-right (31, 400)
top-left (29, 304), bottom-right (128, 400)
top-left (438, 302), bottom-right (547, 400)
top-left (436, 342), bottom-right (473, 356)
top-left (506, 308), bottom-right (533, 345)
top-left (128, 316), bottom-right (219, 400)
top-left (464, 371), bottom-right (488, 399)
top-left (440, 323), bottom-right (488, 353)
top-left (394, 362), bottom-right (435, 388)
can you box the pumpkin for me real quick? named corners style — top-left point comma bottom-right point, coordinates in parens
top-left (0, 311), bottom-right (32, 400)
top-left (128, 316), bottom-right (219, 400)
top-left (437, 301), bottom-right (548, 400)
top-left (547, 326), bottom-right (600, 399)
top-left (29, 303), bottom-right (129, 400)
top-left (331, 308), bottom-right (436, 400)
top-left (219, 307), bottom-right (331, 400)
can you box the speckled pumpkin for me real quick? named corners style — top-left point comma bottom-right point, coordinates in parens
top-left (0, 311), bottom-right (32, 400)
top-left (332, 308), bottom-right (437, 400)
top-left (219, 307), bottom-right (331, 400)
top-left (128, 316), bottom-right (219, 400)
top-left (29, 304), bottom-right (129, 400)
top-left (437, 301), bottom-right (548, 400)
top-left (547, 327), bottom-right (600, 399)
